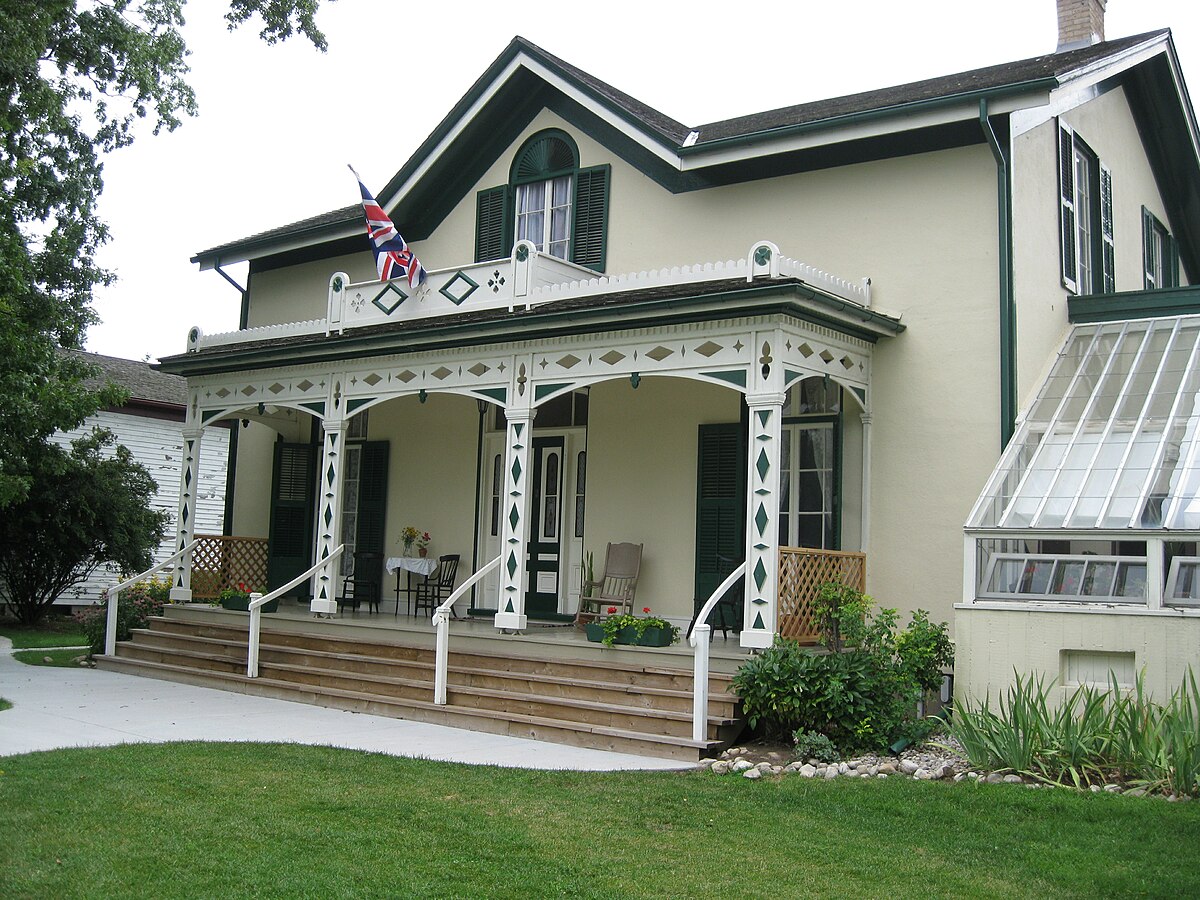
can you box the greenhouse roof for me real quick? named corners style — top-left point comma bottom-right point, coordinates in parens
top-left (968, 315), bottom-right (1200, 531)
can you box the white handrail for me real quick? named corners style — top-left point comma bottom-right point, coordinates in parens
top-left (433, 555), bottom-right (501, 705)
top-left (246, 545), bottom-right (344, 677)
top-left (688, 562), bottom-right (747, 743)
top-left (104, 541), bottom-right (197, 657)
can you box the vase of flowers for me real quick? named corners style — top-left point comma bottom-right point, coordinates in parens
top-left (400, 525), bottom-right (421, 556)
top-left (416, 531), bottom-right (431, 557)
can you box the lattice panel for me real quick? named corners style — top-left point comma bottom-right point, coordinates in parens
top-left (777, 547), bottom-right (866, 643)
top-left (190, 535), bottom-right (269, 599)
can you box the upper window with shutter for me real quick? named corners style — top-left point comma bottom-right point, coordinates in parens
top-left (1058, 121), bottom-right (1114, 295)
top-left (474, 129), bottom-right (610, 271)
top-left (1142, 207), bottom-right (1179, 290)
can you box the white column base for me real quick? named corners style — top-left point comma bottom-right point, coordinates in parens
top-left (493, 611), bottom-right (527, 631)
top-left (169, 587), bottom-right (193, 603)
top-left (740, 629), bottom-right (774, 650)
top-left (310, 598), bottom-right (337, 615)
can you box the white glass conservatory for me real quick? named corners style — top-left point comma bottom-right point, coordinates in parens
top-left (966, 315), bottom-right (1200, 610)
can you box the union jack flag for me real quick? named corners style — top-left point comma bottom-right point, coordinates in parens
top-left (349, 166), bottom-right (427, 289)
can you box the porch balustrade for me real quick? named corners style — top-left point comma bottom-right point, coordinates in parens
top-left (184, 240), bottom-right (874, 353)
top-left (189, 534), bottom-right (269, 600)
top-left (777, 546), bottom-right (867, 642)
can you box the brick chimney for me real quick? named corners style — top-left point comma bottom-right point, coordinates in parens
top-left (1057, 0), bottom-right (1107, 51)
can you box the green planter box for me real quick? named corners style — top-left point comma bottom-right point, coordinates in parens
top-left (637, 625), bottom-right (674, 647)
top-left (219, 596), bottom-right (279, 613)
top-left (585, 622), bottom-right (676, 647)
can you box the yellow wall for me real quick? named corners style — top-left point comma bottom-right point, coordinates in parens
top-left (956, 606), bottom-right (1200, 704)
top-left (586, 376), bottom-right (742, 621)
top-left (1011, 85), bottom-right (1189, 407)
top-left (368, 393), bottom-right (480, 564)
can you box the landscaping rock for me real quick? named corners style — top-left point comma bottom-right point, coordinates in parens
top-left (823, 766), bottom-right (838, 780)
top-left (899, 759), bottom-right (921, 776)
top-left (799, 764), bottom-right (816, 778)
top-left (1003, 774), bottom-right (1024, 784)
top-left (878, 763), bottom-right (897, 775)
top-left (711, 761), bottom-right (730, 775)
top-left (731, 759), bottom-right (754, 773)
top-left (743, 768), bottom-right (762, 780)
top-left (985, 773), bottom-right (1005, 784)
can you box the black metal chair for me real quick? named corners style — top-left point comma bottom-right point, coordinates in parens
top-left (688, 553), bottom-right (745, 641)
top-left (413, 554), bottom-right (460, 617)
top-left (337, 550), bottom-right (384, 614)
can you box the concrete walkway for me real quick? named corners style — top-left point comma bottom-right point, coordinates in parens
top-left (0, 638), bottom-right (691, 770)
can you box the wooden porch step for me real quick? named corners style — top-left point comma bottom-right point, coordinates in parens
top-left (139, 616), bottom-right (736, 694)
top-left (100, 614), bottom-right (745, 760)
top-left (126, 628), bottom-right (738, 718)
top-left (117, 632), bottom-right (737, 741)
top-left (96, 654), bottom-right (718, 761)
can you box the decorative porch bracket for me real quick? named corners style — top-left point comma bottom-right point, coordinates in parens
top-left (494, 404), bottom-right (536, 630)
top-left (311, 412), bottom-right (346, 615)
top-left (742, 391), bottom-right (785, 649)
top-left (169, 424), bottom-right (204, 602)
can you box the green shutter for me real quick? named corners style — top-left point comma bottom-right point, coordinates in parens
top-left (694, 423), bottom-right (746, 606)
top-left (571, 165), bottom-right (610, 272)
top-left (267, 442), bottom-right (317, 597)
top-left (475, 185), bottom-right (510, 262)
top-left (354, 442), bottom-right (389, 554)
top-left (1166, 234), bottom-right (1180, 288)
top-left (1058, 122), bottom-right (1078, 293)
top-left (1100, 163), bottom-right (1115, 293)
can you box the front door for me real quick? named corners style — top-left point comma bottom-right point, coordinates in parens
top-left (526, 436), bottom-right (564, 618)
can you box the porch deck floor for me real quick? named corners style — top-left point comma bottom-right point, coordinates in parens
top-left (191, 597), bottom-right (754, 674)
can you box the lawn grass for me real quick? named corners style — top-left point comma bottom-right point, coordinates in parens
top-left (11, 648), bottom-right (88, 667)
top-left (2, 742), bottom-right (1197, 898)
top-left (0, 616), bottom-right (87, 649)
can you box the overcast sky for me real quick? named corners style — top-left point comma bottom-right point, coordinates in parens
top-left (84, 0), bottom-right (1200, 363)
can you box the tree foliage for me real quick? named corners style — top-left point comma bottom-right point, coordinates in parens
top-left (0, 428), bottom-right (169, 625)
top-left (0, 0), bottom-right (328, 505)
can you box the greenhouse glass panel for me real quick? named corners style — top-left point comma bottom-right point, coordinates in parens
top-left (968, 316), bottom-right (1200, 531)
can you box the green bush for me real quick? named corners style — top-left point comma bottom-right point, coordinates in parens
top-left (732, 586), bottom-right (953, 751)
top-left (74, 578), bottom-right (168, 655)
top-left (792, 729), bottom-right (839, 764)
top-left (950, 668), bottom-right (1200, 796)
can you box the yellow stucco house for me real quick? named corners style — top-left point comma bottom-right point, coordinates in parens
top-left (117, 3), bottom-right (1199, 753)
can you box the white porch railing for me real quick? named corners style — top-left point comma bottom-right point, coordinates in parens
top-left (688, 562), bottom-right (747, 743)
top-left (433, 555), bottom-right (501, 705)
top-left (186, 240), bottom-right (873, 352)
top-left (246, 545), bottom-right (344, 678)
top-left (104, 541), bottom-right (197, 657)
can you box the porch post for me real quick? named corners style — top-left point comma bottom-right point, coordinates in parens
top-left (310, 414), bottom-right (346, 616)
top-left (169, 423), bottom-right (204, 602)
top-left (494, 404), bottom-right (536, 631)
top-left (742, 390), bottom-right (785, 649)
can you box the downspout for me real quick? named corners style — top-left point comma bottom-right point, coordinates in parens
top-left (980, 99), bottom-right (1017, 449)
top-left (216, 264), bottom-right (250, 535)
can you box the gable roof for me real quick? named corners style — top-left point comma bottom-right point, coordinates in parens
top-left (193, 29), bottom-right (1194, 273)
top-left (76, 351), bottom-right (187, 407)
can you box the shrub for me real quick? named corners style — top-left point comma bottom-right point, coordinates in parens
top-left (792, 729), bottom-right (839, 764)
top-left (74, 578), bottom-right (168, 656)
top-left (732, 590), bottom-right (953, 751)
top-left (894, 609), bottom-right (954, 696)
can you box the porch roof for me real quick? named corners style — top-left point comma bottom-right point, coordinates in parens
top-left (159, 276), bottom-right (903, 377)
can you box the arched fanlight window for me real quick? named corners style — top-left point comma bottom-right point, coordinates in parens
top-left (474, 129), bottom-right (610, 271)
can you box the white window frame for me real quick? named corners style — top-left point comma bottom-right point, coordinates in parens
top-left (515, 174), bottom-right (572, 260)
